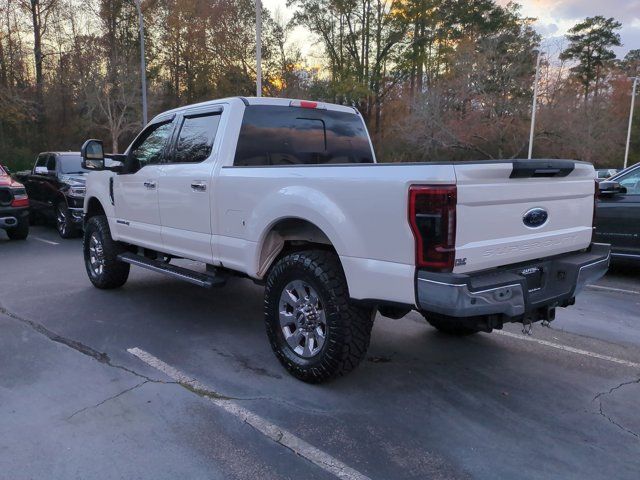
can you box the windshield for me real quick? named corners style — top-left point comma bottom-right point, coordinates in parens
top-left (610, 165), bottom-right (637, 182)
top-left (59, 155), bottom-right (89, 174)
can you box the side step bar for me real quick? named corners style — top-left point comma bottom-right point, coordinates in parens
top-left (117, 252), bottom-right (226, 288)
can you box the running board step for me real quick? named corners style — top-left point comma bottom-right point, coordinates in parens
top-left (117, 252), bottom-right (226, 288)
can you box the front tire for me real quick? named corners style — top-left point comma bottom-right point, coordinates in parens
top-left (264, 250), bottom-right (374, 383)
top-left (6, 217), bottom-right (29, 240)
top-left (83, 215), bottom-right (130, 289)
top-left (56, 201), bottom-right (80, 239)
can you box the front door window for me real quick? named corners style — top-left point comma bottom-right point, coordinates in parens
top-left (125, 121), bottom-right (174, 173)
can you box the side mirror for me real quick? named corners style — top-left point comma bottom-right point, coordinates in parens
top-left (34, 166), bottom-right (48, 175)
top-left (105, 158), bottom-right (123, 169)
top-left (104, 154), bottom-right (125, 173)
top-left (598, 181), bottom-right (626, 196)
top-left (81, 139), bottom-right (105, 170)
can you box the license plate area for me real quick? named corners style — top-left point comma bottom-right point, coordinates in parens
top-left (520, 266), bottom-right (544, 292)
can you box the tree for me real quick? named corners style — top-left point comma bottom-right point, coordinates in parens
top-left (385, 2), bottom-right (539, 161)
top-left (621, 49), bottom-right (640, 77)
top-left (85, 66), bottom-right (140, 152)
top-left (20, 0), bottom-right (59, 110)
top-left (262, 9), bottom-right (304, 97)
top-left (560, 16), bottom-right (622, 101)
top-left (290, 0), bottom-right (406, 136)
top-left (78, 0), bottom-right (143, 151)
top-left (0, 0), bottom-right (636, 170)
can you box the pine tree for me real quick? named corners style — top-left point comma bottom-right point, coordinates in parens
top-left (560, 16), bottom-right (622, 102)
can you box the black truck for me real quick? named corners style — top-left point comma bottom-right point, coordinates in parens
top-left (595, 162), bottom-right (640, 263)
top-left (16, 152), bottom-right (87, 238)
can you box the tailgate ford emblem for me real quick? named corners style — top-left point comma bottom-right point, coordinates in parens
top-left (523, 208), bottom-right (548, 228)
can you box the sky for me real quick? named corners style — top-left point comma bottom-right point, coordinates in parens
top-left (262, 0), bottom-right (640, 59)
top-left (497, 0), bottom-right (640, 57)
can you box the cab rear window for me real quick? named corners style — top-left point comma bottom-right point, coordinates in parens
top-left (233, 105), bottom-right (374, 166)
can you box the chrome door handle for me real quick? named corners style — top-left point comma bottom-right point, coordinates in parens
top-left (143, 180), bottom-right (157, 189)
top-left (191, 181), bottom-right (207, 192)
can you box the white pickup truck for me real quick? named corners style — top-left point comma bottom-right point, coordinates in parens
top-left (80, 97), bottom-right (610, 382)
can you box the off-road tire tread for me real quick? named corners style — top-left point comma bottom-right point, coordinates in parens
top-left (264, 250), bottom-right (374, 383)
top-left (84, 215), bottom-right (130, 289)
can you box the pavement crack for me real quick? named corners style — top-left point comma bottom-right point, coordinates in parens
top-left (593, 377), bottom-right (640, 402)
top-left (67, 381), bottom-right (149, 420)
top-left (178, 381), bottom-right (237, 401)
top-left (0, 304), bottom-right (170, 384)
top-left (596, 400), bottom-right (639, 439)
top-left (593, 377), bottom-right (640, 440)
top-left (1, 305), bottom-right (110, 363)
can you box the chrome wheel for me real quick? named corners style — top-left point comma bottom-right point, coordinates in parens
top-left (88, 232), bottom-right (105, 276)
top-left (56, 206), bottom-right (67, 236)
top-left (279, 280), bottom-right (327, 358)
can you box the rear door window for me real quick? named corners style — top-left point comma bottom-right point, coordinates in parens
top-left (171, 113), bottom-right (221, 164)
top-left (233, 105), bottom-right (374, 166)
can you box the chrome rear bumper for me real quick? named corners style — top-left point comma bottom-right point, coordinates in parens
top-left (417, 243), bottom-right (610, 319)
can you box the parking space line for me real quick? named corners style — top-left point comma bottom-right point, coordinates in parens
top-left (586, 284), bottom-right (640, 295)
top-left (494, 330), bottom-right (640, 369)
top-left (127, 347), bottom-right (371, 480)
top-left (31, 236), bottom-right (59, 245)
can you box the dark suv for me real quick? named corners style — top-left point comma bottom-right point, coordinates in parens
top-left (15, 152), bottom-right (87, 238)
top-left (595, 162), bottom-right (640, 263)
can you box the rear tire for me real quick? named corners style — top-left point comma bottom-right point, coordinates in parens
top-left (264, 250), bottom-right (374, 383)
top-left (6, 217), bottom-right (29, 240)
top-left (83, 215), bottom-right (130, 289)
top-left (423, 313), bottom-right (480, 336)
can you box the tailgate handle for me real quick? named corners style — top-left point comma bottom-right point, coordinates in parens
top-left (510, 160), bottom-right (575, 179)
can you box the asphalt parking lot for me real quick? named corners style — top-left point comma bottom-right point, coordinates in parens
top-left (1, 226), bottom-right (639, 480)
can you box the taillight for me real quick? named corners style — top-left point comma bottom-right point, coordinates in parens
top-left (408, 185), bottom-right (457, 272)
top-left (11, 187), bottom-right (29, 208)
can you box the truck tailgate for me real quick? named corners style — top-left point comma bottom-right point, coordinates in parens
top-left (454, 160), bottom-right (595, 274)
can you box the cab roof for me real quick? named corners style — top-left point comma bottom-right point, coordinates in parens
top-left (37, 151), bottom-right (81, 156)
top-left (150, 97), bottom-right (359, 124)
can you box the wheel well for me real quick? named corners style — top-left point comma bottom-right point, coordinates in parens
top-left (55, 192), bottom-right (67, 207)
top-left (85, 197), bottom-right (105, 221)
top-left (257, 218), bottom-right (336, 278)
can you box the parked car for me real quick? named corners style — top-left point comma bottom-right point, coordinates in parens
top-left (595, 162), bottom-right (640, 263)
top-left (0, 164), bottom-right (30, 240)
top-left (79, 97), bottom-right (609, 382)
top-left (15, 152), bottom-right (87, 238)
top-left (596, 168), bottom-right (618, 180)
